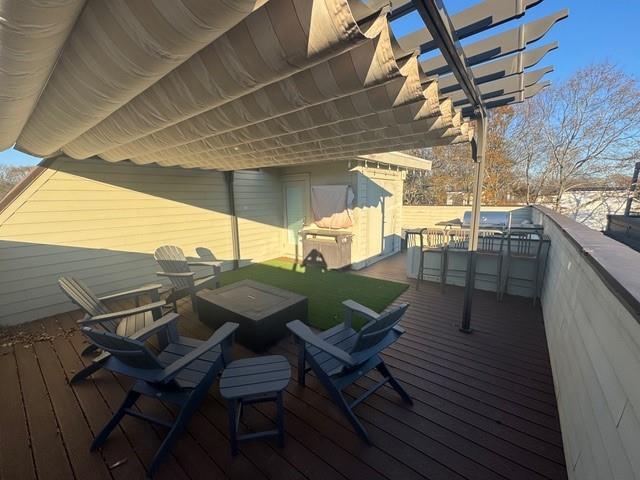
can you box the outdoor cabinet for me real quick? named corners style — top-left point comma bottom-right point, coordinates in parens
top-left (301, 230), bottom-right (353, 269)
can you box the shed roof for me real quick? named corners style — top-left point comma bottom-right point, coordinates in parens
top-left (0, 0), bottom-right (566, 170)
top-left (358, 152), bottom-right (432, 171)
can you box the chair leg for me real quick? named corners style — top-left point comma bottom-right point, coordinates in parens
top-left (440, 249), bottom-right (447, 293)
top-left (496, 255), bottom-right (503, 302)
top-left (416, 251), bottom-right (424, 291)
top-left (81, 343), bottom-right (99, 356)
top-left (91, 390), bottom-right (140, 451)
top-left (70, 358), bottom-right (105, 384)
top-left (532, 259), bottom-right (541, 307)
top-left (376, 362), bottom-right (412, 405)
top-left (499, 256), bottom-right (510, 301)
top-left (328, 386), bottom-right (371, 443)
top-left (297, 343), bottom-right (306, 387)
top-left (276, 392), bottom-right (285, 448)
top-left (227, 399), bottom-right (239, 456)
top-left (149, 379), bottom-right (213, 475)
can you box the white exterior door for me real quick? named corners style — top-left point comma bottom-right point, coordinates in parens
top-left (366, 177), bottom-right (399, 264)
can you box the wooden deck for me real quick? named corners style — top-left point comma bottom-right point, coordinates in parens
top-left (0, 253), bottom-right (567, 480)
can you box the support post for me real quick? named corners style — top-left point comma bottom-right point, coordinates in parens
top-left (224, 171), bottom-right (241, 270)
top-left (460, 113), bottom-right (487, 333)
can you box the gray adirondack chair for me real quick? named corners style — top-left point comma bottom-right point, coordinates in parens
top-left (287, 300), bottom-right (412, 442)
top-left (58, 276), bottom-right (167, 383)
top-left (82, 314), bottom-right (238, 477)
top-left (154, 245), bottom-right (222, 312)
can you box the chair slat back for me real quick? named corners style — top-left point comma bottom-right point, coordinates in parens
top-left (478, 230), bottom-right (505, 253)
top-left (351, 304), bottom-right (408, 354)
top-left (448, 229), bottom-right (470, 250)
top-left (58, 276), bottom-right (110, 317)
top-left (421, 228), bottom-right (448, 248)
top-left (82, 327), bottom-right (163, 370)
top-left (507, 231), bottom-right (543, 258)
top-left (155, 245), bottom-right (191, 289)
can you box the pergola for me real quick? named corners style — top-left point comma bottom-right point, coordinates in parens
top-left (0, 0), bottom-right (567, 328)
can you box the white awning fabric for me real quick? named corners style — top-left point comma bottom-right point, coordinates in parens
top-left (1, 0), bottom-right (473, 170)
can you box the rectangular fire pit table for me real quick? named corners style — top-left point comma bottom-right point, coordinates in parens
top-left (197, 280), bottom-right (308, 352)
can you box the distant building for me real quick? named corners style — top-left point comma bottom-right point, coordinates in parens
top-left (539, 187), bottom-right (628, 231)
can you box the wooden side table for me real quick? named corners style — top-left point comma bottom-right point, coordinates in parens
top-left (219, 355), bottom-right (291, 455)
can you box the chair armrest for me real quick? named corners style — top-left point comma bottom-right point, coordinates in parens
top-left (188, 260), bottom-right (223, 269)
top-left (342, 300), bottom-right (379, 322)
top-left (156, 271), bottom-right (196, 278)
top-left (98, 283), bottom-right (163, 302)
top-left (129, 312), bottom-right (180, 342)
top-left (82, 300), bottom-right (166, 324)
top-left (287, 320), bottom-right (355, 367)
top-left (160, 322), bottom-right (239, 383)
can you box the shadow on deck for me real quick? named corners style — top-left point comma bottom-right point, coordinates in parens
top-left (0, 253), bottom-right (567, 480)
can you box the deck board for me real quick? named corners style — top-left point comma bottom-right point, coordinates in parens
top-left (0, 253), bottom-right (568, 479)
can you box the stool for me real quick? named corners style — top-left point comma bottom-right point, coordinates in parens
top-left (220, 355), bottom-right (291, 455)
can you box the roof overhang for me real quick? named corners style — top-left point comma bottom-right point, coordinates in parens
top-left (358, 152), bottom-right (432, 171)
top-left (0, 0), bottom-right (567, 171)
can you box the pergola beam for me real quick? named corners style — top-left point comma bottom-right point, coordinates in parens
top-left (395, 0), bottom-right (543, 53)
top-left (449, 66), bottom-right (553, 106)
top-left (438, 42), bottom-right (558, 93)
top-left (460, 80), bottom-right (550, 116)
top-left (421, 10), bottom-right (568, 76)
top-left (413, 0), bottom-right (485, 114)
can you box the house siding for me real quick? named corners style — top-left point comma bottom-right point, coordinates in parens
top-left (0, 157), bottom-right (284, 326)
top-left (233, 169), bottom-right (284, 266)
top-left (0, 155), bottom-right (406, 326)
top-left (401, 205), bottom-right (532, 229)
top-left (281, 162), bottom-right (405, 268)
top-left (533, 208), bottom-right (640, 480)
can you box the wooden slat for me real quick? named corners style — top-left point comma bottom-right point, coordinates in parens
top-left (0, 252), bottom-right (568, 480)
top-left (0, 347), bottom-right (36, 480)
top-left (33, 341), bottom-right (112, 480)
top-left (14, 344), bottom-right (75, 480)
top-left (53, 335), bottom-right (150, 479)
top-left (66, 332), bottom-right (191, 480)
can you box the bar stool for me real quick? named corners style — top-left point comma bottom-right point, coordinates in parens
top-left (476, 229), bottom-right (506, 300)
top-left (501, 230), bottom-right (543, 304)
top-left (417, 228), bottom-right (448, 291)
top-left (442, 228), bottom-right (470, 287)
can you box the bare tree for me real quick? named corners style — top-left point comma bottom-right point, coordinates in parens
top-left (403, 144), bottom-right (473, 205)
top-left (509, 98), bottom-right (550, 203)
top-left (0, 165), bottom-right (33, 198)
top-left (511, 62), bottom-right (640, 209)
top-left (484, 106), bottom-right (519, 204)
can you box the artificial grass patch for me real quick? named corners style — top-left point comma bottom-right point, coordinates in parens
top-left (219, 258), bottom-right (409, 330)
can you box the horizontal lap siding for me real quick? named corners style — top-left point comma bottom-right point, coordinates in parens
top-left (281, 163), bottom-right (405, 268)
top-left (0, 157), bottom-right (242, 325)
top-left (538, 214), bottom-right (640, 480)
top-left (356, 167), bottom-right (404, 267)
top-left (233, 170), bottom-right (284, 266)
top-left (401, 205), bottom-right (531, 229)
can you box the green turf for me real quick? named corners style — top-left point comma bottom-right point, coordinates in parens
top-left (219, 258), bottom-right (409, 330)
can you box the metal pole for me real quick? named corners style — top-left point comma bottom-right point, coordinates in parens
top-left (460, 113), bottom-right (487, 333)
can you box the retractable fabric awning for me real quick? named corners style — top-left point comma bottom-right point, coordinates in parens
top-left (0, 0), bottom-right (566, 171)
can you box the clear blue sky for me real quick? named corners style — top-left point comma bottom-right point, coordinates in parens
top-left (1, 0), bottom-right (637, 167)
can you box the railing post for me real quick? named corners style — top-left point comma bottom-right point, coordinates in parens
top-left (461, 113), bottom-right (487, 333)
